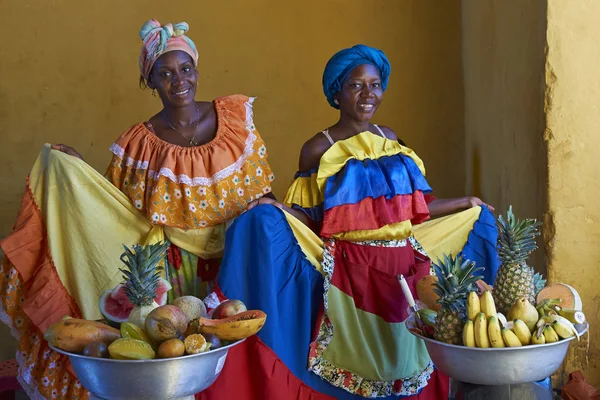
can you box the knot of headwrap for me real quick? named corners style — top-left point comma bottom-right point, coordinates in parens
top-left (322, 44), bottom-right (391, 109)
top-left (138, 19), bottom-right (199, 81)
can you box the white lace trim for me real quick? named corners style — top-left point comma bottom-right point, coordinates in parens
top-left (0, 296), bottom-right (21, 341)
top-left (16, 351), bottom-right (51, 400)
top-left (110, 97), bottom-right (258, 187)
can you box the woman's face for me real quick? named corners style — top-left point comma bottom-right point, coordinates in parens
top-left (148, 50), bottom-right (198, 108)
top-left (336, 64), bottom-right (383, 122)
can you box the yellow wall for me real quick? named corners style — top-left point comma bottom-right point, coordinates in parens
top-left (461, 0), bottom-right (548, 272)
top-left (0, 1), bottom-right (464, 358)
top-left (545, 0), bottom-right (600, 388)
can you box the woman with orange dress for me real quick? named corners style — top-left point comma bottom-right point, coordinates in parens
top-left (0, 19), bottom-right (290, 399)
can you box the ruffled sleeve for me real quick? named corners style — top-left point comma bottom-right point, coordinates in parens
top-left (314, 132), bottom-right (433, 241)
top-left (283, 167), bottom-right (324, 232)
top-left (104, 95), bottom-right (275, 229)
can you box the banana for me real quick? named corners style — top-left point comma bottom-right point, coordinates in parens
top-left (512, 319), bottom-right (532, 346)
top-left (501, 328), bottom-right (522, 347)
top-left (541, 315), bottom-right (580, 340)
top-left (536, 317), bottom-right (547, 330)
top-left (480, 291), bottom-right (497, 319)
top-left (488, 316), bottom-right (504, 348)
top-left (474, 312), bottom-right (490, 348)
top-left (497, 313), bottom-right (508, 328)
top-left (531, 326), bottom-right (546, 345)
top-left (467, 292), bottom-right (481, 321)
top-left (462, 320), bottom-right (476, 347)
top-left (536, 298), bottom-right (563, 318)
top-left (551, 320), bottom-right (575, 339)
top-left (557, 308), bottom-right (586, 324)
top-left (543, 324), bottom-right (560, 343)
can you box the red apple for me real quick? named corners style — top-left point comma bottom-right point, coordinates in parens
top-left (212, 299), bottom-right (247, 319)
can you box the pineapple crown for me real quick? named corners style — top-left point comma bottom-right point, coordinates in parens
top-left (497, 205), bottom-right (542, 265)
top-left (119, 241), bottom-right (170, 306)
top-left (433, 253), bottom-right (484, 316)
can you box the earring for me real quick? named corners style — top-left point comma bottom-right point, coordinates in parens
top-left (334, 99), bottom-right (339, 105)
top-left (151, 89), bottom-right (156, 97)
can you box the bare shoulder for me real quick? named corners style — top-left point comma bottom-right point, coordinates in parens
top-left (376, 125), bottom-right (398, 140)
top-left (298, 132), bottom-right (332, 172)
top-left (377, 125), bottom-right (406, 146)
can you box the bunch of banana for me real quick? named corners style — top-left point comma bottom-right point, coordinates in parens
top-left (531, 314), bottom-right (581, 344)
top-left (463, 291), bottom-right (527, 348)
top-left (536, 298), bottom-right (586, 324)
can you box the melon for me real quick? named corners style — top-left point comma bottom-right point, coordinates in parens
top-left (537, 283), bottom-right (583, 311)
top-left (99, 278), bottom-right (172, 326)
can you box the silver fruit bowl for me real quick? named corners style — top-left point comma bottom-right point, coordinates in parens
top-left (407, 314), bottom-right (588, 386)
top-left (50, 338), bottom-right (245, 400)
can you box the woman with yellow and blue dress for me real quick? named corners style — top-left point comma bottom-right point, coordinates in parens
top-left (198, 45), bottom-right (499, 400)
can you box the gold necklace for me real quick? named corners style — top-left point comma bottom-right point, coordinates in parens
top-left (163, 104), bottom-right (201, 146)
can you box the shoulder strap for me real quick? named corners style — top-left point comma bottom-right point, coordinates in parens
top-left (321, 129), bottom-right (335, 146)
top-left (374, 124), bottom-right (387, 138)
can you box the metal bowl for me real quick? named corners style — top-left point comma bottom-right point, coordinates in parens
top-left (50, 338), bottom-right (245, 400)
top-left (407, 314), bottom-right (588, 386)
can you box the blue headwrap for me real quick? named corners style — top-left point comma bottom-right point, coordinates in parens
top-left (322, 44), bottom-right (391, 109)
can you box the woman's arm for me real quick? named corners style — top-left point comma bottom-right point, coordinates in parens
top-left (428, 196), bottom-right (494, 218)
top-left (246, 196), bottom-right (310, 225)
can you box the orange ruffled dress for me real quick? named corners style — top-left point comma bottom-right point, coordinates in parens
top-left (0, 94), bottom-right (274, 399)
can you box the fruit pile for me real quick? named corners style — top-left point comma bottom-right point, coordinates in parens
top-left (414, 206), bottom-right (586, 350)
top-left (44, 241), bottom-right (267, 360)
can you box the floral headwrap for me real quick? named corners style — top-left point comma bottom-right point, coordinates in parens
top-left (139, 19), bottom-right (199, 81)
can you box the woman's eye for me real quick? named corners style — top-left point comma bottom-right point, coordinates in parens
top-left (183, 67), bottom-right (191, 73)
top-left (161, 71), bottom-right (172, 78)
top-left (373, 83), bottom-right (381, 88)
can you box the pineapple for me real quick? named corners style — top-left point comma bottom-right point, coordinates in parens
top-left (533, 272), bottom-right (547, 297)
top-left (493, 206), bottom-right (542, 314)
top-left (119, 241), bottom-right (170, 328)
top-left (433, 253), bottom-right (483, 345)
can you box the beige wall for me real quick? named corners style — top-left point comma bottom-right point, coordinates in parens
top-left (0, 0), bottom-right (464, 240)
top-left (545, 0), bottom-right (600, 388)
top-left (0, 1), bottom-right (464, 358)
top-left (461, 0), bottom-right (548, 272)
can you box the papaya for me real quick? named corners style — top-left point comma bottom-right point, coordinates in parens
top-left (44, 318), bottom-right (121, 354)
top-left (198, 310), bottom-right (267, 341)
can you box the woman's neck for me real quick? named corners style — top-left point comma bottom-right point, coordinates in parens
top-left (332, 119), bottom-right (372, 139)
top-left (161, 102), bottom-right (199, 127)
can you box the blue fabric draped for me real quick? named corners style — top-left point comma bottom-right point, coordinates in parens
top-left (458, 205), bottom-right (500, 285)
top-left (323, 155), bottom-right (432, 210)
top-left (217, 205), bottom-right (432, 399)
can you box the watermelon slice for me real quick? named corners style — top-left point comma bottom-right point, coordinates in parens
top-left (99, 278), bottom-right (172, 326)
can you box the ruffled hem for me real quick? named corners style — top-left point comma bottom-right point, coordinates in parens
top-left (308, 314), bottom-right (435, 398)
top-left (0, 178), bottom-right (82, 333)
top-left (316, 131), bottom-right (428, 185)
top-left (1, 257), bottom-right (89, 399)
top-left (321, 191), bottom-right (430, 238)
top-left (322, 155), bottom-right (432, 210)
top-left (105, 94), bottom-right (275, 229)
top-left (107, 94), bottom-right (261, 186)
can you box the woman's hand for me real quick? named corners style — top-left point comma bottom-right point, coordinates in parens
top-left (467, 196), bottom-right (495, 212)
top-left (246, 196), bottom-right (311, 226)
top-left (51, 144), bottom-right (84, 161)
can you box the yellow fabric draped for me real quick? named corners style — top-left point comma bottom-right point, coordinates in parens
top-left (27, 144), bottom-right (322, 320)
